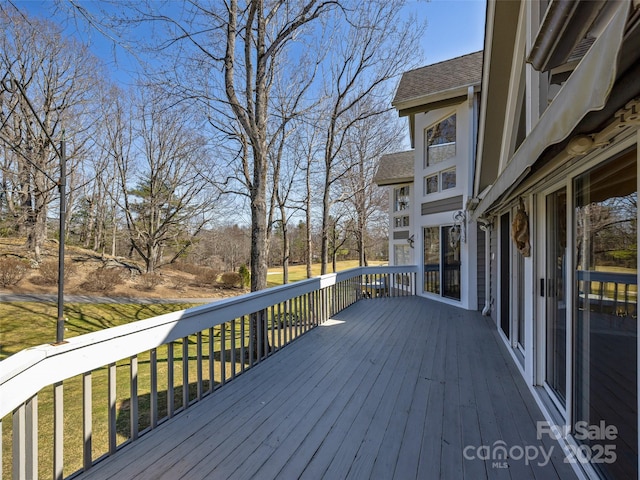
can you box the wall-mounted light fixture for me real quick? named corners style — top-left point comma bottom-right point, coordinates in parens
top-left (407, 234), bottom-right (415, 248)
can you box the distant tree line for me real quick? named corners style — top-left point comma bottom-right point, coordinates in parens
top-left (0, 1), bottom-right (421, 284)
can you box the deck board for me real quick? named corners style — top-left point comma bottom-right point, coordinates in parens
top-left (79, 297), bottom-right (578, 480)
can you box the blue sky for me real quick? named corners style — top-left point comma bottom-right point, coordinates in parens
top-left (14, 0), bottom-right (486, 83)
top-left (418, 0), bottom-right (486, 64)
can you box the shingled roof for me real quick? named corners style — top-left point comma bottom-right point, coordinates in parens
top-left (392, 51), bottom-right (483, 108)
top-left (373, 150), bottom-right (415, 186)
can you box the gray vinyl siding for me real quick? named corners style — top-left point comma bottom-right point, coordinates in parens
top-left (476, 224), bottom-right (486, 311)
top-left (421, 195), bottom-right (464, 215)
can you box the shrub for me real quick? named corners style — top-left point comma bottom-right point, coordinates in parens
top-left (0, 257), bottom-right (28, 287)
top-left (171, 277), bottom-right (188, 291)
top-left (193, 268), bottom-right (220, 287)
top-left (80, 267), bottom-right (123, 293)
top-left (34, 259), bottom-right (76, 286)
top-left (139, 273), bottom-right (163, 291)
top-left (172, 262), bottom-right (203, 276)
top-left (238, 264), bottom-right (250, 288)
top-left (220, 271), bottom-right (242, 288)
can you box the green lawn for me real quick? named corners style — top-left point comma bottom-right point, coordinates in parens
top-left (0, 302), bottom-right (201, 360)
top-left (267, 260), bottom-right (385, 286)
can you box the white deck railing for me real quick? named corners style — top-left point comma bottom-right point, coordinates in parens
top-left (1, 265), bottom-right (417, 480)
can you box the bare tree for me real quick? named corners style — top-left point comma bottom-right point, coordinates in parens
top-left (114, 90), bottom-right (213, 273)
top-left (317, 0), bottom-right (422, 274)
top-left (0, 9), bottom-right (102, 260)
top-left (338, 105), bottom-right (403, 266)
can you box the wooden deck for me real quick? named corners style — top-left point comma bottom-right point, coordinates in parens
top-left (79, 296), bottom-right (578, 480)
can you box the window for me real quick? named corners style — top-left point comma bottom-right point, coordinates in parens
top-left (394, 186), bottom-right (410, 212)
top-left (394, 244), bottom-right (411, 265)
top-left (441, 168), bottom-right (456, 190)
top-left (394, 215), bottom-right (409, 228)
top-left (424, 114), bottom-right (456, 167)
top-left (425, 175), bottom-right (438, 194)
top-left (423, 168), bottom-right (456, 195)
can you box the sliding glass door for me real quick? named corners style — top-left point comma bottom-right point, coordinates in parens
top-left (545, 188), bottom-right (567, 405)
top-left (423, 225), bottom-right (461, 300)
top-left (573, 150), bottom-right (637, 480)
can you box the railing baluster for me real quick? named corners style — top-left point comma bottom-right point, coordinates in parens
top-left (267, 305), bottom-right (276, 356)
top-left (221, 324), bottom-right (226, 385)
top-left (230, 320), bottom-right (236, 379)
top-left (130, 355), bottom-right (139, 440)
top-left (108, 363), bottom-right (117, 454)
top-left (197, 332), bottom-right (203, 401)
top-left (283, 301), bottom-right (288, 346)
top-left (277, 303), bottom-right (282, 349)
top-left (270, 305), bottom-right (275, 355)
top-left (257, 311), bottom-right (263, 362)
top-left (26, 395), bottom-right (37, 479)
top-left (240, 317), bottom-right (246, 373)
top-left (83, 372), bottom-right (92, 471)
top-left (294, 296), bottom-right (299, 339)
top-left (54, 381), bottom-right (64, 480)
top-left (150, 348), bottom-right (158, 428)
top-left (303, 294), bottom-right (308, 333)
top-left (208, 328), bottom-right (214, 392)
top-left (182, 338), bottom-right (189, 408)
top-left (167, 345), bottom-right (174, 418)
top-left (13, 403), bottom-right (25, 480)
top-left (249, 314), bottom-right (255, 368)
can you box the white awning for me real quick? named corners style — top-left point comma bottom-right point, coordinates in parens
top-left (473, 1), bottom-right (630, 219)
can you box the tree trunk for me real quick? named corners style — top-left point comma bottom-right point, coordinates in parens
top-left (280, 204), bottom-right (289, 285)
top-left (320, 169), bottom-right (331, 275)
top-left (305, 163), bottom-right (313, 279)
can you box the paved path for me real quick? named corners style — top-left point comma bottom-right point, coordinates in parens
top-left (0, 293), bottom-right (216, 304)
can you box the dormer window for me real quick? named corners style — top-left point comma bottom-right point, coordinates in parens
top-left (424, 114), bottom-right (456, 168)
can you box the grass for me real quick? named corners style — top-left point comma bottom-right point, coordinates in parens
top-left (0, 302), bottom-right (201, 360)
top-left (266, 259), bottom-right (385, 286)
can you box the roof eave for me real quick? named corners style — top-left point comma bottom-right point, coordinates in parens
top-left (393, 83), bottom-right (481, 117)
top-left (374, 177), bottom-right (414, 187)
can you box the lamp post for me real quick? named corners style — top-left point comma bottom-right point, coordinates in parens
top-left (1, 75), bottom-right (68, 343)
top-left (56, 134), bottom-right (66, 343)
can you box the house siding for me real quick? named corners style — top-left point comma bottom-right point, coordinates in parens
top-left (420, 195), bottom-right (464, 215)
top-left (476, 224), bottom-right (486, 311)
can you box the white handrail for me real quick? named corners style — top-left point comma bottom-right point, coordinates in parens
top-left (0, 265), bottom-right (417, 418)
